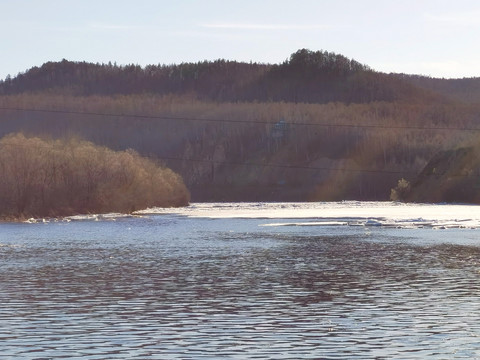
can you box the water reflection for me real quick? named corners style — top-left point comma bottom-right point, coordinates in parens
top-left (1, 217), bottom-right (480, 358)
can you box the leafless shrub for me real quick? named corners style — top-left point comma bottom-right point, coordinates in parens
top-left (0, 133), bottom-right (190, 218)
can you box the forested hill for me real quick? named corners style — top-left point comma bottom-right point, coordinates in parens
top-left (395, 74), bottom-right (480, 104)
top-left (0, 49), bottom-right (441, 104)
top-left (2, 49), bottom-right (480, 203)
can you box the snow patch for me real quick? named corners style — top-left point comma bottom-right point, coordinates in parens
top-left (139, 201), bottom-right (480, 229)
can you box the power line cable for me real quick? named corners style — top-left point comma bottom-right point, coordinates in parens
top-left (1, 105), bottom-right (477, 177)
top-left (1, 106), bottom-right (479, 132)
top-left (1, 140), bottom-right (473, 178)
top-left (156, 155), bottom-right (417, 175)
top-left (0, 141), bottom-right (417, 176)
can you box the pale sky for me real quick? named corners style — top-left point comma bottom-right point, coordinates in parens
top-left (1, 0), bottom-right (479, 80)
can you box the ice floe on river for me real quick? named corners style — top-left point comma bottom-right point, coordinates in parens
top-left (139, 201), bottom-right (480, 229)
top-left (21, 202), bottom-right (480, 229)
top-left (24, 213), bottom-right (139, 224)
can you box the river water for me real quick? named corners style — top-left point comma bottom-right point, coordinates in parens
top-left (1, 202), bottom-right (480, 359)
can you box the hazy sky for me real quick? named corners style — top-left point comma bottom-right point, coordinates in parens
top-left (1, 0), bottom-right (479, 80)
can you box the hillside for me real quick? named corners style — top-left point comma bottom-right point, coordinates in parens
top-left (0, 49), bottom-right (442, 104)
top-left (397, 74), bottom-right (480, 104)
top-left (1, 49), bottom-right (480, 203)
top-left (395, 145), bottom-right (480, 204)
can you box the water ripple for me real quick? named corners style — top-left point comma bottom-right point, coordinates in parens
top-left (1, 216), bottom-right (480, 358)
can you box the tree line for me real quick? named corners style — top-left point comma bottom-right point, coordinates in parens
top-left (0, 49), bottom-right (447, 104)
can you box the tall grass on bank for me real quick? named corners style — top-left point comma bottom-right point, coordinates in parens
top-left (0, 133), bottom-right (190, 219)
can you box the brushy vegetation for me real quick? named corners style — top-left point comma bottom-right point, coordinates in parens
top-left (0, 133), bottom-right (190, 219)
top-left (390, 178), bottom-right (411, 201)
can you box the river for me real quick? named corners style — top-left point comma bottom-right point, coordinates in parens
top-left (1, 202), bottom-right (480, 359)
